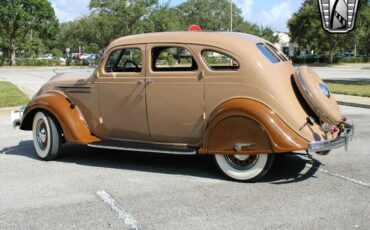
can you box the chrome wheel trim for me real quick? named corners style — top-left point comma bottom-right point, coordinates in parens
top-left (36, 119), bottom-right (48, 150)
top-left (32, 112), bottom-right (51, 158)
top-left (225, 154), bottom-right (259, 170)
top-left (215, 154), bottom-right (269, 181)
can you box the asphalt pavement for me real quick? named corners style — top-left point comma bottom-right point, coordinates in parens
top-left (0, 66), bottom-right (369, 229)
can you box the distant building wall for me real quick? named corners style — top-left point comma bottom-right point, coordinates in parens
top-left (273, 32), bottom-right (298, 57)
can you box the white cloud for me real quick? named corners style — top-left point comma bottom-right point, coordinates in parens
top-left (260, 1), bottom-right (293, 31)
top-left (49, 0), bottom-right (90, 22)
top-left (241, 0), bottom-right (254, 20)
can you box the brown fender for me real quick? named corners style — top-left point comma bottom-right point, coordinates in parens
top-left (199, 99), bottom-right (308, 154)
top-left (20, 92), bottom-right (100, 144)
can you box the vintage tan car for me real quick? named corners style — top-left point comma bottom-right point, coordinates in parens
top-left (13, 31), bottom-right (354, 181)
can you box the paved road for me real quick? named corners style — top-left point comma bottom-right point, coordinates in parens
top-left (0, 66), bottom-right (369, 229)
top-left (0, 67), bottom-right (94, 98)
top-left (0, 106), bottom-right (369, 229)
top-left (311, 64), bottom-right (370, 82)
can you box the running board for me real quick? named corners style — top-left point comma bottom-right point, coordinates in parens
top-left (88, 140), bottom-right (197, 155)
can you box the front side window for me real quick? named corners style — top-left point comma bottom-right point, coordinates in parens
top-left (202, 50), bottom-right (240, 71)
top-left (152, 47), bottom-right (198, 72)
top-left (105, 48), bottom-right (142, 73)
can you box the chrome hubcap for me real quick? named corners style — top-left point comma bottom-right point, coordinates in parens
top-left (225, 154), bottom-right (259, 170)
top-left (36, 120), bottom-right (48, 150)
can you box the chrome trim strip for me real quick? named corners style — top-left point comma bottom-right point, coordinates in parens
top-left (296, 68), bottom-right (336, 124)
top-left (308, 123), bottom-right (354, 152)
top-left (87, 144), bottom-right (197, 155)
top-left (234, 143), bottom-right (256, 152)
top-left (110, 137), bottom-right (189, 147)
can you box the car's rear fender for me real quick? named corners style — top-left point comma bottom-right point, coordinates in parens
top-left (20, 92), bottom-right (100, 144)
top-left (199, 99), bottom-right (308, 154)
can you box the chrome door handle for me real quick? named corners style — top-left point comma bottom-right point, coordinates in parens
top-left (145, 79), bottom-right (154, 84)
top-left (136, 79), bottom-right (145, 84)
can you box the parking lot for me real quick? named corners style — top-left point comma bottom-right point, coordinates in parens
top-left (0, 66), bottom-right (369, 229)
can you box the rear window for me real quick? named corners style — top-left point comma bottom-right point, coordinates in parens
top-left (202, 50), bottom-right (240, 71)
top-left (266, 43), bottom-right (288, 61)
top-left (256, 43), bottom-right (280, 64)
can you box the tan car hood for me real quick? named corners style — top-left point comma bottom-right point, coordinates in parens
top-left (37, 70), bottom-right (94, 96)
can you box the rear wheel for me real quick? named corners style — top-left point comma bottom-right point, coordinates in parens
top-left (32, 111), bottom-right (62, 160)
top-left (214, 153), bottom-right (274, 182)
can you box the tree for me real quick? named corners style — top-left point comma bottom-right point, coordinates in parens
top-left (89, 0), bottom-right (158, 46)
top-left (178, 0), bottom-right (240, 31)
top-left (144, 3), bottom-right (184, 32)
top-left (288, 0), bottom-right (369, 63)
top-left (56, 0), bottom-right (279, 54)
top-left (0, 0), bottom-right (59, 65)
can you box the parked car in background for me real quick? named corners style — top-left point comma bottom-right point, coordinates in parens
top-left (59, 57), bottom-right (66, 64)
top-left (79, 53), bottom-right (90, 60)
top-left (37, 53), bottom-right (53, 60)
top-left (336, 52), bottom-right (355, 58)
top-left (70, 53), bottom-right (81, 60)
top-left (12, 31), bottom-right (354, 182)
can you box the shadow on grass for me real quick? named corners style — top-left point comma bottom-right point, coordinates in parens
top-left (1, 141), bottom-right (321, 184)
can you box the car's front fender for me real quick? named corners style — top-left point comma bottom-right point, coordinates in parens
top-left (20, 92), bottom-right (100, 144)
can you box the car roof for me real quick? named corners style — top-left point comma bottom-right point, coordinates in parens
top-left (105, 32), bottom-right (265, 55)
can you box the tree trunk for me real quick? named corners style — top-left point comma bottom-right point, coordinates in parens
top-left (11, 40), bottom-right (16, 66)
top-left (328, 49), bottom-right (334, 64)
top-left (328, 35), bottom-right (337, 64)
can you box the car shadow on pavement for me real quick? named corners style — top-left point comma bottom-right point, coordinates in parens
top-left (1, 141), bottom-right (322, 184)
top-left (261, 154), bottom-right (322, 184)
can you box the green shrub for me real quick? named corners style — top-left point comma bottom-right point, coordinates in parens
top-left (337, 56), bottom-right (368, 63)
top-left (51, 48), bottom-right (63, 58)
top-left (0, 58), bottom-right (11, 66)
top-left (292, 56), bottom-right (369, 64)
top-left (15, 59), bottom-right (61, 66)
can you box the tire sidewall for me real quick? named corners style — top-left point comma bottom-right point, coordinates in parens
top-left (32, 111), bottom-right (61, 160)
top-left (215, 154), bottom-right (272, 181)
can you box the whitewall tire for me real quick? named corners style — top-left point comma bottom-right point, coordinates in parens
top-left (32, 111), bottom-right (62, 160)
top-left (214, 154), bottom-right (274, 182)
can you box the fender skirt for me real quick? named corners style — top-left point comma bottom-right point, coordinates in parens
top-left (199, 99), bottom-right (308, 154)
top-left (20, 92), bottom-right (100, 144)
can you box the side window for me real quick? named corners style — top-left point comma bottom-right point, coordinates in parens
top-left (256, 43), bottom-right (280, 64)
top-left (266, 43), bottom-right (288, 61)
top-left (152, 47), bottom-right (198, 72)
top-left (202, 50), bottom-right (240, 71)
top-left (105, 48), bottom-right (142, 73)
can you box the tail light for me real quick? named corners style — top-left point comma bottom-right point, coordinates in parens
top-left (322, 123), bottom-right (339, 133)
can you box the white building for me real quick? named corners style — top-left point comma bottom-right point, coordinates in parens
top-left (273, 32), bottom-right (297, 57)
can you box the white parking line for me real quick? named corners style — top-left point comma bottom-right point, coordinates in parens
top-left (309, 165), bottom-right (370, 188)
top-left (96, 190), bottom-right (143, 230)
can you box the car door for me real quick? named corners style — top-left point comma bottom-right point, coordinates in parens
top-left (145, 44), bottom-right (205, 145)
top-left (97, 44), bottom-right (149, 141)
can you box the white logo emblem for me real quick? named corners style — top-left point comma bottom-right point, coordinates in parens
top-left (318, 0), bottom-right (359, 33)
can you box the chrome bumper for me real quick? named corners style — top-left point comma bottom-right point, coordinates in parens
top-left (10, 106), bottom-right (25, 127)
top-left (308, 123), bottom-right (354, 152)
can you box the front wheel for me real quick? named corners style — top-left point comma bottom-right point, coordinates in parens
top-left (214, 154), bottom-right (274, 182)
top-left (32, 111), bottom-right (62, 160)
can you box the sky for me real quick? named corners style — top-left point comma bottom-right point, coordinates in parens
top-left (49, 0), bottom-right (305, 32)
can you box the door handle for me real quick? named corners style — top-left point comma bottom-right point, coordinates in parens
top-left (136, 79), bottom-right (145, 84)
top-left (145, 79), bottom-right (154, 84)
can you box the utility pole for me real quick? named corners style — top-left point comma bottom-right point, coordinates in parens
top-left (230, 0), bottom-right (233, 32)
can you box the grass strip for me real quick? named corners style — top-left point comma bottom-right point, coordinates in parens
top-left (326, 83), bottom-right (370, 97)
top-left (0, 81), bottom-right (29, 108)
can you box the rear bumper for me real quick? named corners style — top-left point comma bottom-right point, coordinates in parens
top-left (308, 123), bottom-right (354, 152)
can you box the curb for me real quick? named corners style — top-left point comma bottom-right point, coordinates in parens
top-left (337, 101), bottom-right (370, 109)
